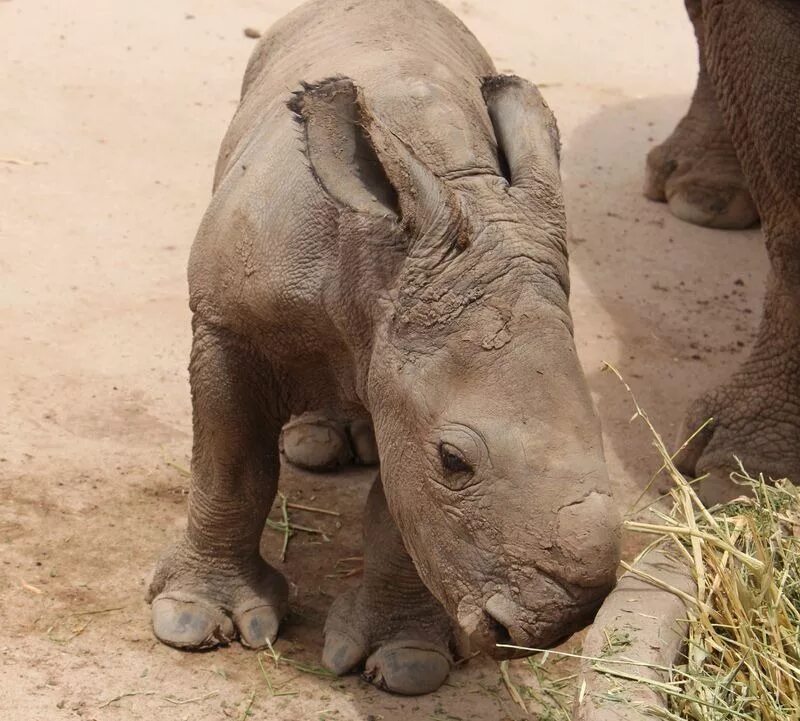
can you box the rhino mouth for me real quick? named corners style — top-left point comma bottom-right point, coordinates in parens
top-left (460, 588), bottom-right (608, 659)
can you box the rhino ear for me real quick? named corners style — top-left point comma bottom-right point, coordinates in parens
top-left (289, 78), bottom-right (465, 247)
top-left (481, 75), bottom-right (561, 190)
top-left (289, 78), bottom-right (398, 217)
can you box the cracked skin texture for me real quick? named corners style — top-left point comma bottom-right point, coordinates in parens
top-left (148, 0), bottom-right (621, 696)
top-left (651, 0), bottom-right (800, 504)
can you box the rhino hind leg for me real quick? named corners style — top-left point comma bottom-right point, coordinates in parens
top-left (644, 0), bottom-right (758, 230)
top-left (282, 413), bottom-right (379, 471)
top-left (322, 477), bottom-right (456, 695)
top-left (147, 323), bottom-right (289, 650)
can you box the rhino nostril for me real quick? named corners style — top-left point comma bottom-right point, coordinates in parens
top-left (484, 593), bottom-right (524, 648)
top-left (484, 610), bottom-right (513, 646)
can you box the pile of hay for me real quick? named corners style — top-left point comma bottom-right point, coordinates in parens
top-left (598, 364), bottom-right (800, 720)
top-left (506, 368), bottom-right (800, 720)
top-left (627, 458), bottom-right (800, 719)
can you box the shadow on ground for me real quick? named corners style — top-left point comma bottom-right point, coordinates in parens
top-left (560, 92), bottom-right (766, 506)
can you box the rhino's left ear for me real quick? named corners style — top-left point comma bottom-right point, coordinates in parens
top-left (481, 75), bottom-right (561, 190)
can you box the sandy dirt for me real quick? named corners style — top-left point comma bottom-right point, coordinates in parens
top-left (1, 0), bottom-right (768, 719)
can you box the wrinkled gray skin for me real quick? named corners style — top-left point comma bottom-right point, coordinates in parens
top-left (647, 0), bottom-right (800, 504)
top-left (147, 0), bottom-right (621, 696)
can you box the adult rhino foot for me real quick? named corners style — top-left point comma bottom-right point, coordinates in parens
top-left (146, 541), bottom-right (288, 650)
top-left (322, 584), bottom-right (456, 695)
top-left (282, 414), bottom-right (378, 471)
top-left (644, 95), bottom-right (757, 230)
top-left (676, 362), bottom-right (800, 506)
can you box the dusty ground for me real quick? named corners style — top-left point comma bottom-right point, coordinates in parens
top-left (1, 0), bottom-right (768, 719)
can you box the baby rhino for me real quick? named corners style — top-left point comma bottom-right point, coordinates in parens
top-left (148, 0), bottom-right (621, 695)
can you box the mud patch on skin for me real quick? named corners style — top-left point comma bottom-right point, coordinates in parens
top-left (454, 304), bottom-right (515, 351)
top-left (395, 282), bottom-right (486, 328)
top-left (480, 312), bottom-right (512, 350)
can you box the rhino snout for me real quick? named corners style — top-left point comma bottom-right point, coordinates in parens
top-left (554, 491), bottom-right (621, 589)
top-left (455, 595), bottom-right (529, 658)
top-left (456, 588), bottom-right (605, 659)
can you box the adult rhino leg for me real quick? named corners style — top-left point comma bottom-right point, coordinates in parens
top-left (677, 0), bottom-right (800, 503)
top-left (282, 412), bottom-right (379, 471)
top-left (147, 321), bottom-right (288, 649)
top-left (644, 0), bottom-right (757, 229)
top-left (323, 476), bottom-right (457, 695)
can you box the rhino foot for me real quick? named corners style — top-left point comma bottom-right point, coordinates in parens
top-left (645, 129), bottom-right (757, 230)
top-left (644, 39), bottom-right (757, 230)
top-left (282, 414), bottom-right (378, 471)
top-left (321, 476), bottom-right (458, 695)
top-left (675, 344), bottom-right (800, 506)
top-left (146, 541), bottom-right (288, 650)
top-left (323, 585), bottom-right (454, 695)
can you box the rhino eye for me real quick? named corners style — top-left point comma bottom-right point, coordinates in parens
top-left (439, 442), bottom-right (473, 476)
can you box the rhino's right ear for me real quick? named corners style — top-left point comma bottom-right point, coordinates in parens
top-left (289, 78), bottom-right (465, 249)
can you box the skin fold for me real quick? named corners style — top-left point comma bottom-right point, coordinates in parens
top-left (649, 0), bottom-right (800, 504)
top-left (147, 0), bottom-right (621, 696)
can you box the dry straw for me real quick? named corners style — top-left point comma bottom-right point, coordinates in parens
top-left (607, 364), bottom-right (800, 721)
top-left (500, 368), bottom-right (800, 719)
